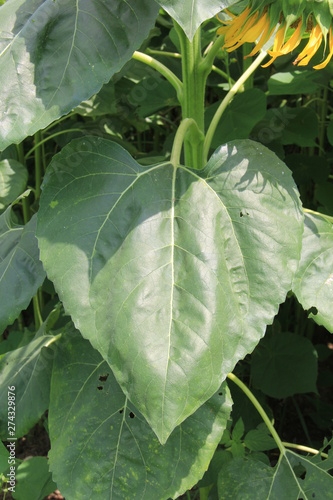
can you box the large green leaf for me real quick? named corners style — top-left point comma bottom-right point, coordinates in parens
top-left (218, 446), bottom-right (333, 499)
top-left (0, 0), bottom-right (159, 151)
top-left (0, 211), bottom-right (46, 332)
top-left (0, 331), bottom-right (58, 438)
top-left (292, 212), bottom-right (333, 333)
top-left (157, 0), bottom-right (239, 40)
top-left (37, 137), bottom-right (303, 443)
top-left (49, 329), bottom-right (232, 499)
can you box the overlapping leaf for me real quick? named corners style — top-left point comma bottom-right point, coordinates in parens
top-left (0, 159), bottom-right (27, 210)
top-left (0, 332), bottom-right (58, 438)
top-left (157, 0), bottom-right (239, 40)
top-left (218, 446), bottom-right (333, 499)
top-left (0, 0), bottom-right (159, 150)
top-left (0, 211), bottom-right (46, 332)
top-left (292, 212), bottom-right (333, 333)
top-left (37, 137), bottom-right (303, 443)
top-left (49, 329), bottom-right (232, 499)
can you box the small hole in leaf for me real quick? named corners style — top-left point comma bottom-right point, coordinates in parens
top-left (219, 392), bottom-right (223, 396)
top-left (240, 211), bottom-right (243, 217)
top-left (97, 386), bottom-right (103, 391)
top-left (312, 494), bottom-right (316, 498)
top-left (119, 409), bottom-right (124, 414)
top-left (129, 412), bottom-right (135, 419)
top-left (308, 306), bottom-right (318, 316)
top-left (99, 373), bottom-right (109, 382)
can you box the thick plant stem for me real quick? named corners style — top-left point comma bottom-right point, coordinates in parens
top-left (132, 51), bottom-right (183, 103)
top-left (227, 373), bottom-right (285, 455)
top-left (174, 23), bottom-right (206, 170)
top-left (203, 50), bottom-right (267, 163)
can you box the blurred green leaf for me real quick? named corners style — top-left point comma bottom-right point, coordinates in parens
top-left (268, 70), bottom-right (327, 95)
top-left (13, 457), bottom-right (57, 500)
top-left (206, 89), bottom-right (266, 148)
top-left (251, 331), bottom-right (318, 398)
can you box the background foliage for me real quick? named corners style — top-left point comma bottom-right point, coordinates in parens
top-left (0, 0), bottom-right (332, 498)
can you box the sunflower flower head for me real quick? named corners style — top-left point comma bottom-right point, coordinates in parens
top-left (217, 0), bottom-right (333, 70)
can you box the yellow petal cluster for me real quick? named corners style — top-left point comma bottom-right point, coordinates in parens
top-left (217, 4), bottom-right (333, 70)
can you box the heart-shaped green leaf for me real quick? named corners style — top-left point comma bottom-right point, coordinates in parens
top-left (37, 137), bottom-right (303, 443)
top-left (49, 328), bottom-right (232, 499)
top-left (292, 212), bottom-right (333, 333)
top-left (0, 0), bottom-right (159, 150)
top-left (157, 0), bottom-right (239, 40)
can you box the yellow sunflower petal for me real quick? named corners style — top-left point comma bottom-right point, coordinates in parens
top-left (279, 20), bottom-right (303, 54)
top-left (224, 11), bottom-right (259, 49)
top-left (262, 24), bottom-right (287, 66)
top-left (293, 24), bottom-right (323, 66)
top-left (247, 13), bottom-right (274, 57)
top-left (314, 27), bottom-right (333, 69)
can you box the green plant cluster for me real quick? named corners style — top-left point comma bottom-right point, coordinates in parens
top-left (0, 1), bottom-right (333, 499)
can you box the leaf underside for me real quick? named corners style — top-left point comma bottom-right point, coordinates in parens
top-left (0, 0), bottom-right (159, 150)
top-left (37, 137), bottom-right (303, 442)
top-left (292, 212), bottom-right (333, 333)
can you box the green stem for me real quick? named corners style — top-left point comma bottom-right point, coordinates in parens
top-left (227, 373), bottom-right (285, 455)
top-left (304, 207), bottom-right (333, 224)
top-left (33, 295), bottom-right (43, 330)
top-left (132, 51), bottom-right (183, 103)
top-left (170, 118), bottom-right (203, 167)
top-left (34, 130), bottom-right (42, 200)
top-left (146, 49), bottom-right (233, 83)
top-left (174, 23), bottom-right (206, 169)
top-left (24, 129), bottom-right (84, 160)
top-left (203, 50), bottom-right (267, 163)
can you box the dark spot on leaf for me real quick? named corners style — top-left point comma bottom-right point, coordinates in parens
top-left (97, 386), bottom-right (103, 391)
top-left (119, 409), bottom-right (124, 414)
top-left (312, 494), bottom-right (316, 498)
top-left (219, 392), bottom-right (223, 396)
top-left (240, 210), bottom-right (249, 217)
top-left (129, 412), bottom-right (135, 419)
top-left (308, 306), bottom-right (318, 316)
top-left (99, 373), bottom-right (109, 382)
